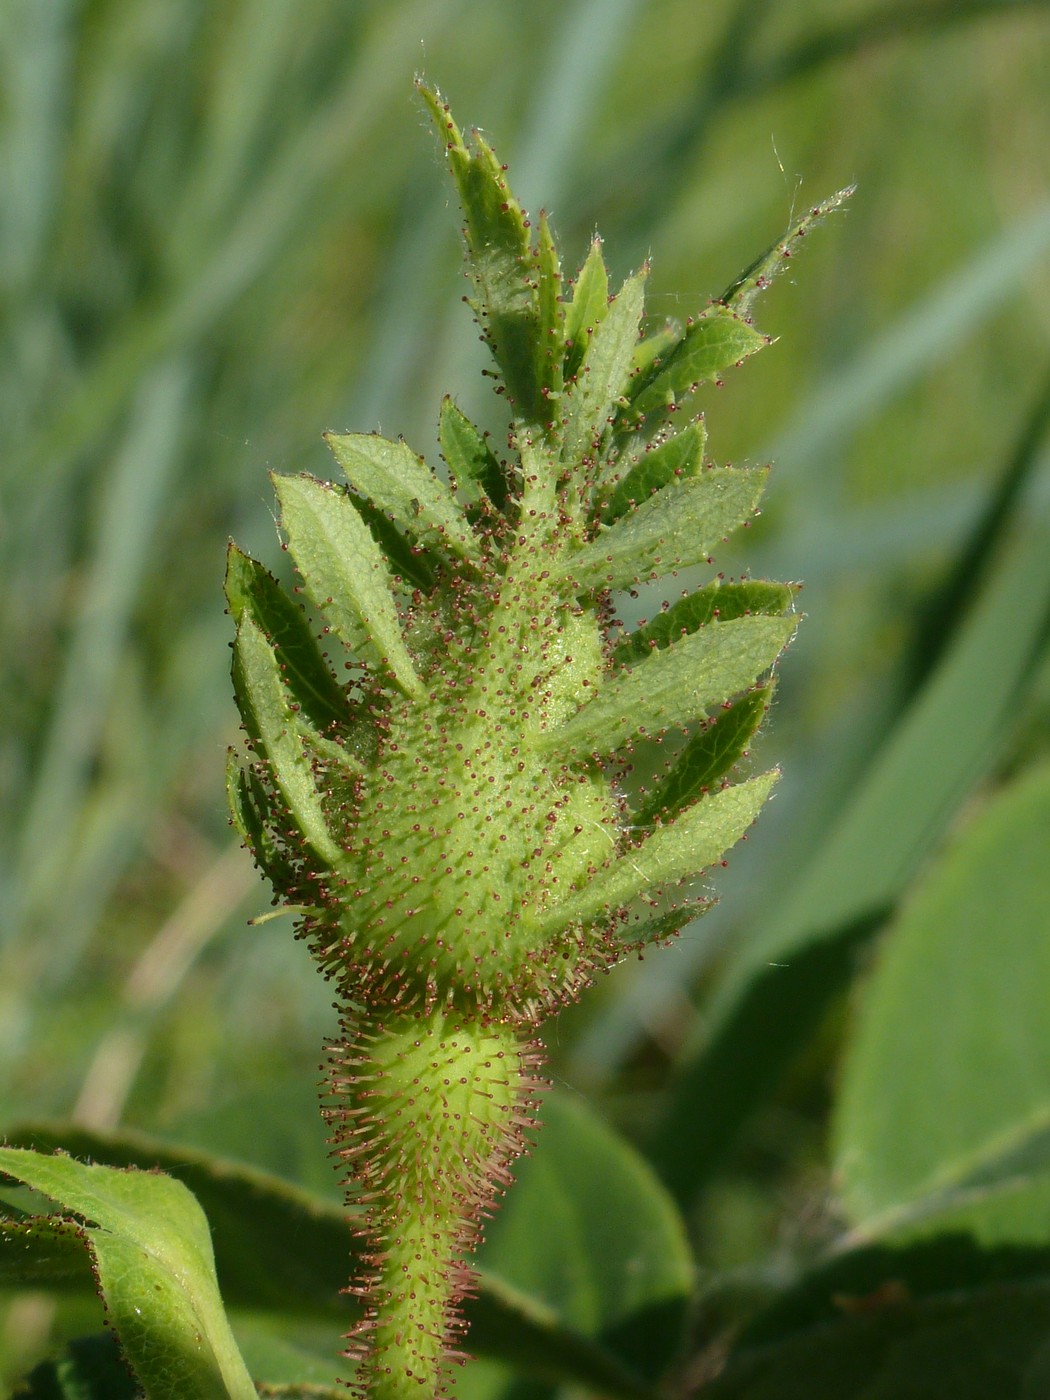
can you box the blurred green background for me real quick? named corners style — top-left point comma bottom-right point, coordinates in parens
top-left (3, 0), bottom-right (1050, 1389)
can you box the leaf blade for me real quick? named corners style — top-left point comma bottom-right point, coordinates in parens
top-left (224, 543), bottom-right (347, 732)
top-left (0, 1147), bottom-right (256, 1400)
top-left (324, 430), bottom-right (480, 561)
top-left (833, 761), bottom-right (1050, 1244)
top-left (561, 269), bottom-right (646, 468)
top-left (557, 467), bottom-right (768, 593)
top-left (540, 615), bottom-right (794, 759)
top-left (536, 772), bottom-right (778, 931)
top-left (273, 471), bottom-right (424, 698)
top-left (232, 615), bottom-right (344, 867)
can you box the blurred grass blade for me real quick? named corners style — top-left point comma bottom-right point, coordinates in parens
top-left (21, 0), bottom-right (465, 489)
top-left (0, 0), bottom-right (72, 296)
top-left (766, 196), bottom-right (1050, 483)
top-left (652, 520), bottom-right (1050, 1200)
top-left (904, 363), bottom-right (1050, 689)
top-left (12, 358), bottom-right (192, 935)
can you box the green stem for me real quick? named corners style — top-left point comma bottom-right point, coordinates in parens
top-left (329, 1006), bottom-right (542, 1398)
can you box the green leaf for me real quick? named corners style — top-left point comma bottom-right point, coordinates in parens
top-left (537, 211), bottom-right (564, 411)
top-left (633, 686), bottom-right (773, 827)
top-left (351, 494), bottom-right (437, 592)
top-left (225, 750), bottom-right (297, 890)
top-left (703, 1278), bottom-right (1050, 1400)
top-left (2, 1124), bottom-right (657, 1400)
top-left (272, 472), bottom-right (424, 699)
top-left (626, 306), bottom-right (768, 423)
top-left (615, 580), bottom-right (796, 665)
top-left (557, 466), bottom-right (768, 593)
top-left (833, 761), bottom-right (1050, 1245)
top-left (561, 269), bottom-right (646, 467)
top-left (599, 419), bottom-right (706, 525)
top-left (652, 522), bottom-right (1050, 1201)
top-left (630, 321), bottom-right (680, 382)
top-left (541, 615), bottom-right (794, 759)
top-left (0, 1146), bottom-right (257, 1400)
top-left (536, 772), bottom-right (778, 931)
top-left (224, 544), bottom-right (348, 733)
top-left (418, 83), bottom-right (548, 424)
top-left (439, 395), bottom-right (508, 510)
top-left (740, 1235), bottom-right (1050, 1351)
top-left (232, 615), bottom-right (345, 866)
top-left (613, 901), bottom-right (711, 954)
top-left (564, 237), bottom-right (609, 382)
top-left (1, 1122), bottom-right (355, 1320)
top-left (718, 186), bottom-right (854, 317)
top-left (324, 430), bottom-right (480, 561)
top-left (477, 1092), bottom-right (693, 1383)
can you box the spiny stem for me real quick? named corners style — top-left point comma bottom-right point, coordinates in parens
top-left (328, 1008), bottom-right (542, 1398)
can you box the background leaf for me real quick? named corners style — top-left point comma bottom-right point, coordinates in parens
top-left (701, 1278), bottom-right (1050, 1400)
top-left (471, 1092), bottom-right (694, 1391)
top-left (833, 760), bottom-right (1050, 1246)
top-left (651, 521), bottom-right (1050, 1201)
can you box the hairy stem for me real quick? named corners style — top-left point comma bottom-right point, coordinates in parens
top-left (329, 1006), bottom-right (542, 1398)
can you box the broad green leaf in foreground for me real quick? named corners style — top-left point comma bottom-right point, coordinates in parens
top-left (833, 760), bottom-right (1050, 1245)
top-left (0, 1146), bottom-right (257, 1400)
top-left (1, 1124), bottom-right (660, 1400)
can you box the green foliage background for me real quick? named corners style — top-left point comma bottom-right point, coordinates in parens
top-left (3, 1), bottom-right (1050, 1394)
